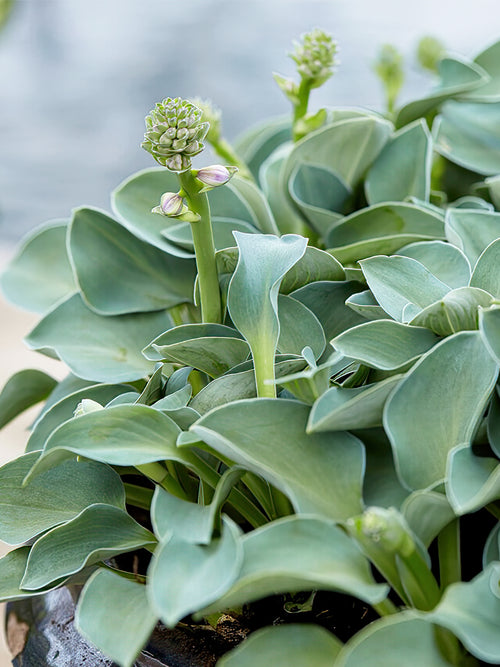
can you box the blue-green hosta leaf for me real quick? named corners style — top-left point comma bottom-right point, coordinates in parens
top-left (395, 55), bottom-right (490, 128)
top-left (360, 255), bottom-right (450, 322)
top-left (151, 467), bottom-right (244, 544)
top-left (332, 320), bottom-right (439, 370)
top-left (148, 516), bottom-right (242, 628)
top-left (425, 563), bottom-right (500, 664)
top-left (465, 39), bottom-right (500, 101)
top-left (446, 444), bottom-right (500, 514)
top-left (365, 120), bottom-right (432, 205)
top-left (189, 357), bottom-right (305, 415)
top-left (190, 399), bottom-right (365, 520)
top-left (277, 294), bottom-right (325, 359)
top-left (22, 504), bottom-right (156, 590)
top-left (292, 281), bottom-right (367, 339)
top-left (445, 209), bottom-right (500, 266)
top-left (202, 516), bottom-right (387, 616)
top-left (284, 116), bottom-right (392, 190)
top-left (402, 490), bottom-right (456, 548)
top-left (410, 287), bottom-right (493, 336)
top-left (384, 332), bottom-right (498, 490)
top-left (470, 238), bottom-right (500, 297)
top-left (336, 613), bottom-right (452, 666)
top-left (69, 207), bottom-right (195, 315)
top-left (25, 294), bottom-right (172, 383)
top-left (289, 163), bottom-right (350, 236)
top-left (218, 624), bottom-right (342, 667)
top-left (25, 403), bottom-right (192, 481)
top-left (227, 232), bottom-right (307, 387)
top-left (0, 453), bottom-right (124, 545)
top-left (27, 382), bottom-right (133, 452)
top-left (0, 369), bottom-right (56, 430)
top-left (308, 375), bottom-right (402, 433)
top-left (484, 174), bottom-right (500, 209)
top-left (161, 217), bottom-right (258, 253)
top-left (143, 324), bottom-right (249, 378)
top-left (345, 290), bottom-right (387, 321)
top-left (235, 115), bottom-right (291, 180)
top-left (325, 203), bottom-right (445, 264)
top-left (483, 524), bottom-right (500, 567)
top-left (153, 383), bottom-right (191, 410)
top-left (275, 352), bottom-right (347, 405)
top-left (228, 175), bottom-right (279, 235)
top-left (75, 569), bottom-right (157, 667)
top-left (435, 101), bottom-right (500, 175)
top-left (358, 429), bottom-right (409, 509)
top-left (449, 195), bottom-right (494, 211)
top-left (0, 220), bottom-right (76, 314)
top-left (487, 388), bottom-right (500, 458)
top-left (398, 240), bottom-right (471, 289)
top-left (0, 547), bottom-right (69, 602)
top-left (480, 306), bottom-right (500, 364)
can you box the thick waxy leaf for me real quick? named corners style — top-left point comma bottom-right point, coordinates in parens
top-left (480, 306), bottom-right (500, 364)
top-left (308, 375), bottom-right (402, 433)
top-left (26, 403), bottom-right (190, 480)
top-left (402, 490), bottom-right (456, 548)
top-left (325, 203), bottom-right (445, 264)
top-left (112, 167), bottom-right (259, 256)
top-left (445, 209), bottom-right (500, 266)
top-left (190, 399), bottom-right (365, 520)
top-left (0, 220), bottom-right (76, 314)
top-left (466, 39), bottom-right (500, 101)
top-left (202, 516), bottom-right (387, 614)
top-left (143, 324), bottom-right (249, 378)
top-left (229, 176), bottom-right (279, 235)
top-left (151, 467), bottom-right (244, 544)
top-left (446, 444), bottom-right (500, 514)
top-left (284, 116), bottom-right (392, 190)
top-left (358, 428), bottom-right (409, 509)
top-left (0, 453), bottom-right (125, 545)
top-left (384, 332), bottom-right (498, 490)
top-left (27, 382), bottom-right (132, 452)
top-left (227, 232), bottom-right (307, 388)
top-left (276, 352), bottom-right (346, 405)
top-left (336, 613), bottom-right (452, 666)
top-left (470, 238), bottom-right (500, 297)
top-left (235, 115), bottom-right (291, 179)
top-left (485, 174), bottom-right (500, 209)
top-left (483, 524), bottom-right (500, 566)
top-left (360, 255), bottom-right (450, 322)
top-left (218, 624), bottom-right (342, 667)
top-left (345, 290), bottom-right (387, 321)
top-left (332, 320), bottom-right (439, 370)
top-left (25, 294), bottom-right (172, 382)
top-left (0, 547), bottom-right (65, 602)
top-left (410, 287), bottom-right (493, 336)
top-left (161, 217), bottom-right (257, 253)
top-left (435, 101), bottom-right (500, 175)
top-left (22, 504), bottom-right (156, 590)
top-left (292, 281), bottom-right (367, 339)
top-left (277, 294), bottom-right (325, 359)
top-left (398, 240), bottom-right (471, 289)
top-left (189, 357), bottom-right (305, 414)
top-left (69, 207), bottom-right (195, 314)
top-left (425, 563), bottom-right (500, 663)
top-left (76, 569), bottom-right (157, 667)
top-left (487, 388), bottom-right (500, 458)
top-left (0, 369), bottom-right (56, 430)
top-left (365, 120), bottom-right (432, 205)
top-left (148, 517), bottom-right (242, 628)
top-left (289, 163), bottom-right (351, 235)
top-left (395, 55), bottom-right (489, 128)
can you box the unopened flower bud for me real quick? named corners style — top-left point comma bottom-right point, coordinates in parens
top-left (354, 507), bottom-right (415, 558)
top-left (142, 97), bottom-right (209, 171)
top-left (74, 399), bottom-right (104, 418)
top-left (160, 192), bottom-right (184, 216)
top-left (290, 29), bottom-right (338, 89)
top-left (417, 36), bottom-right (445, 73)
top-left (195, 165), bottom-right (238, 188)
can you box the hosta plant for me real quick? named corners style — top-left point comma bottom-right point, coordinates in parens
top-left (2, 28), bottom-right (500, 666)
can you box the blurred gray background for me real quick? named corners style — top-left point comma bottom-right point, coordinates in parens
top-left (1, 0), bottom-right (500, 242)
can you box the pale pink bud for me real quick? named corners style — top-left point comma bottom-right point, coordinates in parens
top-left (159, 192), bottom-right (184, 216)
top-left (195, 165), bottom-right (238, 188)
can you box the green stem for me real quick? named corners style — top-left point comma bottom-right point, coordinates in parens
top-left (372, 597), bottom-right (398, 617)
top-left (438, 519), bottom-right (461, 590)
top-left (212, 137), bottom-right (254, 182)
top-left (292, 80), bottom-right (311, 142)
top-left (178, 170), bottom-right (222, 324)
top-left (136, 462), bottom-right (189, 500)
top-left (124, 483), bottom-right (154, 510)
top-left (254, 348), bottom-right (277, 399)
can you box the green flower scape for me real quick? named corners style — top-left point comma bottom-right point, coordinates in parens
top-left (2, 27), bottom-right (500, 666)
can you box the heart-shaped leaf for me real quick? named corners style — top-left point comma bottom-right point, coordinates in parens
top-left (398, 240), bottom-right (471, 289)
top-left (470, 238), bottom-right (500, 297)
top-left (0, 369), bottom-right (57, 430)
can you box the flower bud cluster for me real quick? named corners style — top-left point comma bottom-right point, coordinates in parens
top-left (291, 29), bottom-right (338, 89)
top-left (142, 97), bottom-right (209, 172)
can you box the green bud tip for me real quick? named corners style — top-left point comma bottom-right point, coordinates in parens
top-left (417, 36), bottom-right (445, 73)
top-left (141, 97), bottom-right (209, 172)
top-left (74, 399), bottom-right (104, 417)
top-left (354, 507), bottom-right (415, 557)
top-left (195, 165), bottom-right (238, 188)
top-left (290, 28), bottom-right (338, 88)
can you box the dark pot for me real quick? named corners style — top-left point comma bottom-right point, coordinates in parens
top-left (6, 587), bottom-right (238, 667)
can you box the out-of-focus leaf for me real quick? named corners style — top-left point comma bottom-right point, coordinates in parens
top-left (0, 369), bottom-right (56, 430)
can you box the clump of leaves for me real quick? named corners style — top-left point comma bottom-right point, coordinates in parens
top-left (2, 27), bottom-right (500, 667)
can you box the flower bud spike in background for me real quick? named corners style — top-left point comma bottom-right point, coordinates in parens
top-left (274, 28), bottom-right (338, 141)
top-left (373, 44), bottom-right (404, 115)
top-left (142, 97), bottom-right (222, 324)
